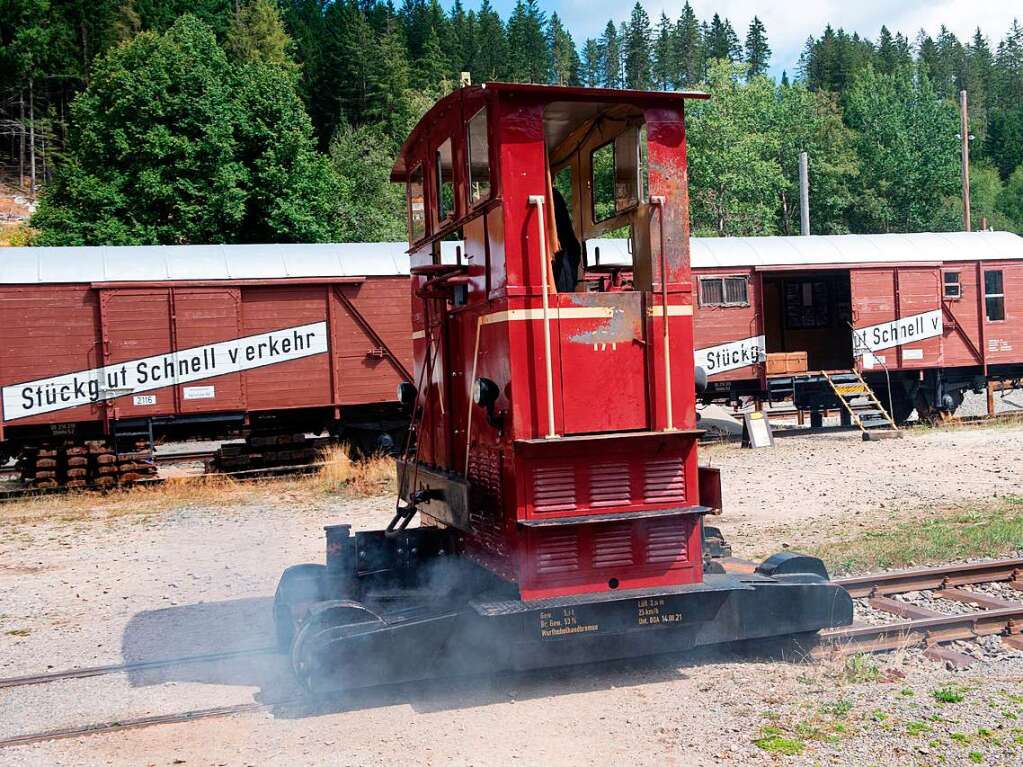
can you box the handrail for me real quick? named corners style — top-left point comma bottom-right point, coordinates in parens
top-left (650, 196), bottom-right (674, 431)
top-left (529, 195), bottom-right (558, 439)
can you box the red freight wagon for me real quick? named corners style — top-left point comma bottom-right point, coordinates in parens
top-left (0, 243), bottom-right (418, 468)
top-left (585, 232), bottom-right (1023, 426)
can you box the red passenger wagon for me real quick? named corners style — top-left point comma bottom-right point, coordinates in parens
top-left (274, 83), bottom-right (851, 693)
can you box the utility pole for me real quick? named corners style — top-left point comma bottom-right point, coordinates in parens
top-left (798, 151), bottom-right (810, 236)
top-left (960, 89), bottom-right (971, 232)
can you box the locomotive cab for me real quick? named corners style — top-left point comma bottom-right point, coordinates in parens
top-left (391, 84), bottom-right (708, 599)
top-left (274, 84), bottom-right (854, 695)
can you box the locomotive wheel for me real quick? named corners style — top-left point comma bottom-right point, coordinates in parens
top-left (289, 600), bottom-right (386, 696)
top-left (273, 564), bottom-right (327, 653)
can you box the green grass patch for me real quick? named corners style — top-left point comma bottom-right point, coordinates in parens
top-left (951, 733), bottom-right (971, 744)
top-left (968, 752), bottom-right (984, 764)
top-left (812, 496), bottom-right (1023, 574)
top-left (754, 726), bottom-right (805, 755)
top-left (932, 686), bottom-right (966, 704)
top-left (843, 654), bottom-right (880, 683)
top-left (906, 721), bottom-right (930, 736)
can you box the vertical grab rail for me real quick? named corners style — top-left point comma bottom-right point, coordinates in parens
top-left (529, 195), bottom-right (558, 439)
top-left (650, 196), bottom-right (675, 431)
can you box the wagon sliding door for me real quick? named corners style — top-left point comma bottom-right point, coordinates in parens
top-left (99, 289), bottom-right (176, 420)
top-left (172, 288), bottom-right (245, 413)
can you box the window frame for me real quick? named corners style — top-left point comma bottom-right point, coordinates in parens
top-left (984, 268), bottom-right (1006, 322)
top-left (465, 107), bottom-right (491, 209)
top-left (434, 138), bottom-right (455, 225)
top-left (699, 275), bottom-right (750, 308)
top-left (406, 162), bottom-right (427, 244)
top-left (942, 270), bottom-right (962, 300)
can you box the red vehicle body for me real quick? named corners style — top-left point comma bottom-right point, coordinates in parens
top-left (274, 83), bottom-right (850, 694)
top-left (0, 244), bottom-right (413, 462)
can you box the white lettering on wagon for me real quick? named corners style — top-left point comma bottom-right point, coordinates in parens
top-left (1, 321), bottom-right (327, 422)
top-left (852, 310), bottom-right (942, 355)
top-left (694, 335), bottom-right (766, 376)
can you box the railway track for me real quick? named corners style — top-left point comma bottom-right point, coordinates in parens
top-left (0, 460), bottom-right (326, 504)
top-left (817, 557), bottom-right (1023, 665)
top-left (0, 701), bottom-right (290, 749)
top-left (0, 645), bottom-right (277, 691)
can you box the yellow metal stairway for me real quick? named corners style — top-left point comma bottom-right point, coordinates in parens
top-left (823, 370), bottom-right (901, 440)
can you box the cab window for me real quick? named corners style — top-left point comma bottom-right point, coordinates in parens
top-left (435, 138), bottom-right (455, 223)
top-left (466, 108), bottom-right (490, 205)
top-left (590, 127), bottom-right (644, 223)
top-left (407, 163), bottom-right (426, 242)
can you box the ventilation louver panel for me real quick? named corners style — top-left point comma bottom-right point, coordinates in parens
top-left (588, 462), bottom-right (631, 507)
top-left (643, 457), bottom-right (685, 504)
top-left (532, 465), bottom-right (577, 512)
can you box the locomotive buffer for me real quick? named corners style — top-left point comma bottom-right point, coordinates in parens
top-left (274, 83), bottom-right (853, 694)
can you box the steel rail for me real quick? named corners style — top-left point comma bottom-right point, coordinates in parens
top-left (816, 604), bottom-right (1023, 656)
top-left (833, 558), bottom-right (1023, 598)
top-left (0, 700), bottom-right (296, 749)
top-left (0, 646), bottom-right (277, 691)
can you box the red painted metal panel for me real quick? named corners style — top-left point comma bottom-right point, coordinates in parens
top-left (101, 289), bottom-right (176, 420)
top-left (984, 262), bottom-right (1023, 362)
top-left (691, 268), bottom-right (760, 383)
top-left (172, 288), bottom-right (245, 413)
top-left (333, 278), bottom-right (412, 405)
top-left (895, 268), bottom-right (942, 368)
top-left (0, 286), bottom-right (103, 427)
top-left (239, 286), bottom-right (331, 411)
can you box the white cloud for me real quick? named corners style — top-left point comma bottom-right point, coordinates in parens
top-left (554, 0), bottom-right (1021, 76)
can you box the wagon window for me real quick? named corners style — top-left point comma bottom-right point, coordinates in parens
top-left (467, 108), bottom-right (490, 205)
top-left (407, 164), bottom-right (426, 242)
top-left (700, 276), bottom-right (748, 307)
top-left (436, 138), bottom-right (455, 223)
top-left (985, 269), bottom-right (1005, 321)
top-left (943, 271), bottom-right (961, 300)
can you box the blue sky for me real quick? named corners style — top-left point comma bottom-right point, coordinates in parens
top-left (471, 1), bottom-right (1021, 79)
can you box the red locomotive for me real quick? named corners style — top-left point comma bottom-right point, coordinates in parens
top-left (274, 83), bottom-right (852, 693)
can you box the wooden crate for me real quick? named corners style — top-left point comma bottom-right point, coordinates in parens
top-left (766, 351), bottom-right (808, 375)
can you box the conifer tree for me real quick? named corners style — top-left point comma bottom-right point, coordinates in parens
top-left (599, 20), bottom-right (622, 88)
top-left (673, 2), bottom-right (703, 87)
top-left (581, 38), bottom-right (601, 87)
top-left (506, 0), bottom-right (548, 83)
top-left (623, 3), bottom-right (652, 89)
top-left (549, 13), bottom-right (579, 85)
top-left (744, 16), bottom-right (770, 78)
top-left (651, 13), bottom-right (674, 90)
top-left (704, 13), bottom-right (740, 63)
top-left (472, 0), bottom-right (506, 82)
top-left (224, 0), bottom-right (296, 70)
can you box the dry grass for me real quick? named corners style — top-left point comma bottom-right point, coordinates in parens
top-left (0, 446), bottom-right (396, 525)
top-left (314, 444), bottom-right (396, 497)
top-left (0, 222), bottom-right (34, 246)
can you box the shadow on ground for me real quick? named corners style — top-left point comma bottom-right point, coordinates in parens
top-left (121, 597), bottom-right (815, 717)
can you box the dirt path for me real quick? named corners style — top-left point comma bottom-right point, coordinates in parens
top-left (1, 424), bottom-right (1022, 766)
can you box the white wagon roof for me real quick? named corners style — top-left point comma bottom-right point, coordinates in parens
top-left (1, 232), bottom-right (1020, 284)
top-left (591, 231), bottom-right (1023, 269)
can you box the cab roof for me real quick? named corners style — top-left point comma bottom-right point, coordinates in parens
top-left (389, 82), bottom-right (709, 182)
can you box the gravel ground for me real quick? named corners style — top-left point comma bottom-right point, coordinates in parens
top-left (1, 425), bottom-right (1022, 765)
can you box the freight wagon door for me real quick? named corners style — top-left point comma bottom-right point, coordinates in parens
top-left (172, 289), bottom-right (245, 413)
top-left (99, 289), bottom-right (175, 420)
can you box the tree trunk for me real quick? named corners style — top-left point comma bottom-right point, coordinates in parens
top-left (19, 88), bottom-right (26, 189)
top-left (29, 76), bottom-right (36, 194)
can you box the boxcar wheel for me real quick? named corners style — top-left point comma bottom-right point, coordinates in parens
top-left (273, 563), bottom-right (326, 653)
